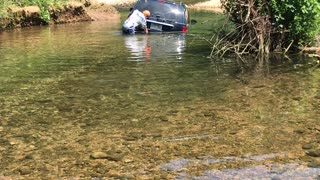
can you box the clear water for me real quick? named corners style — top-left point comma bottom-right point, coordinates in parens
top-left (0, 20), bottom-right (320, 179)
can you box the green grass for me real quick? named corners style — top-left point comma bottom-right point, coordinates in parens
top-left (0, 0), bottom-right (69, 19)
top-left (0, 0), bottom-right (13, 19)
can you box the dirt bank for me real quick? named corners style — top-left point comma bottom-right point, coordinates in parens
top-left (0, 1), bottom-right (119, 31)
top-left (0, 6), bottom-right (44, 29)
top-left (83, 0), bottom-right (120, 21)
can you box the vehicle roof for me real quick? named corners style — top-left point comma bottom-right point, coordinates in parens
top-left (133, 0), bottom-right (187, 23)
top-left (133, 0), bottom-right (186, 11)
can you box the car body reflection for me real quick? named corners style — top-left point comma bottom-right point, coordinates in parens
top-left (124, 33), bottom-right (186, 62)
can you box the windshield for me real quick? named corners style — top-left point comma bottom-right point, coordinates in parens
top-left (133, 0), bottom-right (186, 24)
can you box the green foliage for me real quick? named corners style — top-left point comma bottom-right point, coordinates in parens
top-left (0, 0), bottom-right (13, 19)
top-left (0, 0), bottom-right (69, 23)
top-left (270, 0), bottom-right (320, 46)
top-left (222, 0), bottom-right (320, 52)
top-left (17, 0), bottom-right (69, 23)
top-left (222, 0), bottom-right (271, 23)
top-left (10, 0), bottom-right (67, 7)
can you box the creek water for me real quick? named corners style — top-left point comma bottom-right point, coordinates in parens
top-left (0, 19), bottom-right (320, 179)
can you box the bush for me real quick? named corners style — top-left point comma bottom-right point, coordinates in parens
top-left (271, 0), bottom-right (320, 46)
top-left (0, 0), bottom-right (69, 23)
top-left (221, 0), bottom-right (320, 54)
top-left (0, 0), bottom-right (13, 19)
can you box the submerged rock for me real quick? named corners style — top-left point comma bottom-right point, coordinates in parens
top-left (307, 149), bottom-right (320, 157)
top-left (90, 151), bottom-right (125, 161)
top-left (18, 166), bottom-right (32, 175)
top-left (91, 152), bottom-right (108, 159)
top-left (105, 150), bottom-right (126, 161)
top-left (308, 158), bottom-right (320, 167)
top-left (160, 159), bottom-right (194, 172)
top-left (302, 144), bottom-right (315, 150)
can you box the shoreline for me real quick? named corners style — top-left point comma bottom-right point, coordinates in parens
top-left (0, 1), bottom-right (120, 31)
top-left (0, 0), bottom-right (223, 31)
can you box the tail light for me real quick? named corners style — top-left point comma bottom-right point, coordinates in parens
top-left (182, 26), bottom-right (188, 33)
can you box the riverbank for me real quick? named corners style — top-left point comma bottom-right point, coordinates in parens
top-left (0, 0), bottom-right (120, 31)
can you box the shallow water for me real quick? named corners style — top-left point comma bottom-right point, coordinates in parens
top-left (0, 19), bottom-right (320, 179)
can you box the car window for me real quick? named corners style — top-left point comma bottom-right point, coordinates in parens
top-left (133, 0), bottom-right (185, 24)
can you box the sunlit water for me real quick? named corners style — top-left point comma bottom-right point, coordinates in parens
top-left (0, 20), bottom-right (320, 179)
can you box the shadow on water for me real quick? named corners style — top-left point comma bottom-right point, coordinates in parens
top-left (0, 17), bottom-right (320, 179)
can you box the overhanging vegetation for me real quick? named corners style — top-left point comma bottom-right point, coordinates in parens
top-left (213, 0), bottom-right (320, 56)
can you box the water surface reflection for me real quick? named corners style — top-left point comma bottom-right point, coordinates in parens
top-left (124, 33), bottom-right (186, 62)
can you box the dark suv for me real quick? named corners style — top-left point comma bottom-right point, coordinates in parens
top-left (131, 0), bottom-right (190, 32)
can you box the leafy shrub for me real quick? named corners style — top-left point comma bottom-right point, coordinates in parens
top-left (0, 0), bottom-right (13, 19)
top-left (271, 0), bottom-right (320, 46)
top-left (0, 0), bottom-right (69, 23)
top-left (221, 0), bottom-right (273, 54)
top-left (221, 0), bottom-right (320, 53)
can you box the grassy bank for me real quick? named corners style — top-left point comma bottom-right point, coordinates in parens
top-left (0, 0), bottom-right (73, 21)
top-left (1, 0), bottom-right (207, 20)
top-left (0, 0), bottom-right (103, 30)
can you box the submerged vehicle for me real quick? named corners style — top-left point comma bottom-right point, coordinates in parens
top-left (130, 0), bottom-right (190, 33)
